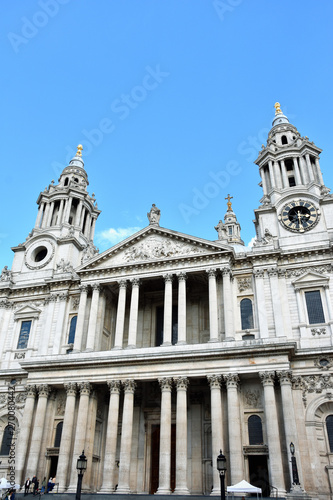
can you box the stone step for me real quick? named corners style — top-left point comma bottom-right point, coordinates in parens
top-left (15, 494), bottom-right (287, 500)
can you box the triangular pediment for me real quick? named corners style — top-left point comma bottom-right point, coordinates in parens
top-left (292, 270), bottom-right (329, 289)
top-left (78, 226), bottom-right (231, 272)
top-left (14, 304), bottom-right (41, 320)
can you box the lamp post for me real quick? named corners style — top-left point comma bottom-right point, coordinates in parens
top-left (76, 450), bottom-right (87, 500)
top-left (289, 442), bottom-right (300, 486)
top-left (217, 450), bottom-right (227, 500)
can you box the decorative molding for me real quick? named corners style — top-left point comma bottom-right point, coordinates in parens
top-left (259, 371), bottom-right (275, 386)
top-left (122, 379), bottom-right (136, 393)
top-left (244, 390), bottom-right (261, 408)
top-left (174, 376), bottom-right (189, 390)
top-left (237, 277), bottom-right (252, 292)
top-left (107, 380), bottom-right (121, 394)
top-left (311, 327), bottom-right (326, 336)
top-left (224, 373), bottom-right (240, 388)
top-left (14, 352), bottom-right (26, 359)
top-left (159, 378), bottom-right (173, 391)
top-left (207, 374), bottom-right (222, 389)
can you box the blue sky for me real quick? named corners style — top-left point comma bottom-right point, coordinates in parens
top-left (1, 0), bottom-right (333, 269)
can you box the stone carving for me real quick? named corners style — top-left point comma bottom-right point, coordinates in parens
top-left (15, 392), bottom-right (27, 408)
top-left (0, 394), bottom-right (6, 406)
top-left (259, 371), bottom-right (275, 385)
top-left (286, 265), bottom-right (331, 277)
top-left (244, 389), bottom-right (261, 408)
top-left (57, 395), bottom-right (66, 415)
top-left (252, 228), bottom-right (274, 247)
top-left (123, 379), bottom-right (136, 393)
top-left (311, 328), bottom-right (326, 336)
top-left (81, 241), bottom-right (99, 263)
top-left (123, 235), bottom-right (207, 263)
top-left (107, 380), bottom-right (121, 394)
top-left (253, 269), bottom-right (264, 278)
top-left (0, 266), bottom-right (13, 282)
top-left (237, 277), bottom-right (252, 292)
top-left (159, 378), bottom-right (173, 391)
top-left (14, 352), bottom-right (26, 359)
top-left (64, 382), bottom-right (77, 396)
top-left (174, 377), bottom-right (189, 390)
top-left (215, 220), bottom-right (227, 240)
top-left (56, 259), bottom-right (73, 273)
top-left (314, 357), bottom-right (333, 370)
top-left (224, 374), bottom-right (240, 388)
top-left (72, 296), bottom-right (80, 310)
top-left (147, 204), bottom-right (161, 225)
top-left (207, 374), bottom-right (222, 389)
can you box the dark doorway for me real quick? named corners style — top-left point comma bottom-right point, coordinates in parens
top-left (150, 424), bottom-right (176, 493)
top-left (248, 455), bottom-right (269, 497)
top-left (49, 456), bottom-right (59, 479)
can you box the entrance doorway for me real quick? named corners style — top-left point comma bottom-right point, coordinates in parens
top-left (150, 424), bottom-right (176, 493)
top-left (248, 455), bottom-right (269, 497)
top-left (49, 456), bottom-right (58, 479)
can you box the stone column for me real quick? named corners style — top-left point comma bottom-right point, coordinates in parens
top-left (73, 284), bottom-right (89, 351)
top-left (305, 154), bottom-right (315, 182)
top-left (222, 267), bottom-right (234, 339)
top-left (57, 383), bottom-right (77, 492)
top-left (253, 269), bottom-right (268, 338)
top-left (52, 292), bottom-right (68, 354)
top-left (127, 279), bottom-right (140, 348)
top-left (299, 156), bottom-right (309, 184)
top-left (259, 372), bottom-right (285, 495)
top-left (315, 157), bottom-right (324, 184)
top-left (207, 269), bottom-right (219, 342)
top-left (294, 288), bottom-right (307, 338)
top-left (40, 295), bottom-right (57, 355)
top-left (41, 202), bottom-right (50, 228)
top-left (276, 371), bottom-right (304, 492)
top-left (100, 381), bottom-right (121, 492)
top-left (177, 273), bottom-right (187, 344)
top-left (46, 201), bottom-right (55, 226)
top-left (84, 213), bottom-right (92, 238)
top-left (75, 200), bottom-right (83, 226)
top-left (267, 267), bottom-right (285, 337)
top-left (156, 378), bottom-right (173, 495)
top-left (35, 202), bottom-right (45, 228)
top-left (163, 274), bottom-right (173, 346)
top-left (90, 217), bottom-right (97, 239)
top-left (84, 390), bottom-right (98, 490)
top-left (58, 199), bottom-right (65, 225)
top-left (280, 160), bottom-right (289, 188)
top-left (225, 374), bottom-right (243, 484)
top-left (293, 157), bottom-right (302, 185)
top-left (260, 167), bottom-right (268, 195)
top-left (85, 283), bottom-right (101, 350)
top-left (26, 385), bottom-right (50, 478)
top-left (114, 280), bottom-right (127, 349)
top-left (67, 382), bottom-right (91, 492)
top-left (117, 380), bottom-right (136, 493)
top-left (268, 162), bottom-right (276, 188)
top-left (174, 377), bottom-right (190, 494)
top-left (16, 385), bottom-right (36, 485)
top-left (273, 160), bottom-right (283, 188)
top-left (324, 285), bottom-right (333, 335)
top-left (208, 375), bottom-right (224, 495)
top-left (65, 196), bottom-right (73, 224)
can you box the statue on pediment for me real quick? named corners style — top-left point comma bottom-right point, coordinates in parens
top-left (147, 204), bottom-right (161, 225)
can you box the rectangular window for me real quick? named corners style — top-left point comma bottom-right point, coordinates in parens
top-left (305, 290), bottom-right (325, 324)
top-left (17, 320), bottom-right (32, 349)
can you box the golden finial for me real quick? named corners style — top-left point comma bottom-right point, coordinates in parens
top-left (76, 144), bottom-right (83, 157)
top-left (225, 194), bottom-right (233, 211)
top-left (274, 102), bottom-right (282, 115)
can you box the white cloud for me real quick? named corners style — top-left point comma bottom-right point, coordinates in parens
top-left (96, 226), bottom-right (142, 246)
top-left (247, 236), bottom-right (257, 248)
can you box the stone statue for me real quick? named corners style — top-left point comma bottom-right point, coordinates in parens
top-left (214, 220), bottom-right (227, 240)
top-left (147, 204), bottom-right (161, 225)
top-left (0, 266), bottom-right (12, 282)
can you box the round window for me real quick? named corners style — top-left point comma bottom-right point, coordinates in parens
top-left (34, 246), bottom-right (48, 262)
top-left (25, 240), bottom-right (54, 269)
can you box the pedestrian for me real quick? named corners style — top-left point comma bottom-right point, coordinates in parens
top-left (33, 478), bottom-right (39, 496)
top-left (24, 478), bottom-right (31, 496)
top-left (41, 477), bottom-right (47, 494)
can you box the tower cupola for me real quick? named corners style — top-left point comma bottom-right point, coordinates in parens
top-left (215, 194), bottom-right (244, 246)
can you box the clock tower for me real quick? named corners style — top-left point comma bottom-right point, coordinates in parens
top-left (253, 103), bottom-right (333, 249)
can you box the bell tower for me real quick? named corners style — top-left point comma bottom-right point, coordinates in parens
top-left (11, 146), bottom-right (101, 283)
top-left (252, 104), bottom-right (333, 250)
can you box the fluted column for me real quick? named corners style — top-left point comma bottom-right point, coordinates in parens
top-left (57, 383), bottom-right (77, 492)
top-left (67, 382), bottom-right (91, 492)
top-left (16, 385), bottom-right (36, 485)
top-left (222, 267), bottom-right (234, 338)
top-left (85, 283), bottom-right (101, 350)
top-left (207, 269), bottom-right (219, 342)
top-left (225, 374), bottom-right (243, 484)
top-left (174, 377), bottom-right (189, 494)
top-left (156, 378), bottom-right (173, 495)
top-left (259, 372), bottom-right (285, 495)
top-left (40, 295), bottom-right (57, 354)
top-left (163, 274), bottom-right (173, 346)
top-left (26, 385), bottom-right (50, 478)
top-left (52, 293), bottom-right (68, 354)
top-left (114, 280), bottom-right (127, 349)
top-left (177, 273), bottom-right (187, 344)
top-left (74, 284), bottom-right (89, 351)
top-left (208, 375), bottom-right (224, 494)
top-left (117, 380), bottom-right (136, 493)
top-left (253, 269), bottom-right (268, 338)
top-left (267, 267), bottom-right (284, 337)
top-left (277, 371), bottom-right (306, 491)
top-left (127, 279), bottom-right (140, 348)
top-left (100, 381), bottom-right (122, 492)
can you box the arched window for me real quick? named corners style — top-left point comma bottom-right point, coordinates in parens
top-left (248, 415), bottom-right (263, 445)
top-left (240, 298), bottom-right (254, 330)
top-left (54, 422), bottom-right (63, 447)
top-left (281, 135), bottom-right (288, 145)
top-left (64, 177), bottom-right (69, 186)
top-left (0, 424), bottom-right (14, 455)
top-left (326, 415), bottom-right (333, 452)
top-left (68, 316), bottom-right (77, 344)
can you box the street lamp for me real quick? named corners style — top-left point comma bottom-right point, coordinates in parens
top-left (76, 450), bottom-right (87, 500)
top-left (217, 450), bottom-right (227, 500)
top-left (289, 442), bottom-right (300, 486)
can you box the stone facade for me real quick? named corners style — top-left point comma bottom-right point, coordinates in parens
top-left (1, 108), bottom-right (333, 499)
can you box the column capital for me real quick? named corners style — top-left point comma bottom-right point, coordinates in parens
top-left (163, 273), bottom-right (173, 283)
top-left (79, 284), bottom-right (89, 293)
top-left (253, 268), bottom-right (265, 278)
top-left (207, 374), bottom-right (222, 389)
top-left (118, 280), bottom-right (127, 289)
top-left (174, 377), bottom-right (189, 390)
top-left (206, 268), bottom-right (217, 278)
top-left (177, 272), bottom-right (187, 282)
top-left (130, 278), bottom-right (141, 287)
top-left (58, 292), bottom-right (69, 302)
top-left (122, 379), bottom-right (136, 393)
top-left (25, 384), bottom-right (36, 398)
top-left (259, 371), bottom-right (275, 386)
top-left (267, 267), bottom-right (278, 277)
top-left (224, 373), bottom-right (240, 388)
top-left (37, 384), bottom-right (51, 398)
top-left (276, 370), bottom-right (293, 385)
top-left (78, 381), bottom-right (91, 395)
top-left (91, 282), bottom-right (101, 291)
top-left (64, 382), bottom-right (77, 396)
top-left (159, 377), bottom-right (173, 391)
top-left (107, 380), bottom-right (121, 394)
top-left (221, 266), bottom-right (232, 277)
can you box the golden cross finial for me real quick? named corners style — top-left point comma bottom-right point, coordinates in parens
top-left (225, 194), bottom-right (233, 211)
top-left (274, 102), bottom-right (282, 115)
top-left (76, 144), bottom-right (83, 157)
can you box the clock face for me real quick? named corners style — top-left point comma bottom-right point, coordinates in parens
top-left (279, 200), bottom-right (319, 233)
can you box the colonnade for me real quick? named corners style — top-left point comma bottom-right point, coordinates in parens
top-left (15, 370), bottom-right (299, 495)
